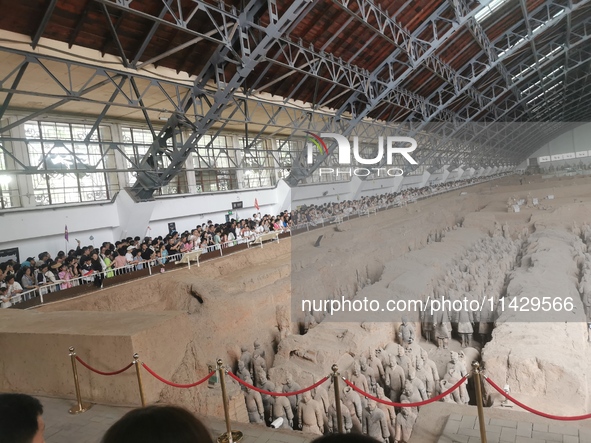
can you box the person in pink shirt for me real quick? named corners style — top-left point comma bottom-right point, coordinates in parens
top-left (112, 251), bottom-right (128, 274)
top-left (58, 264), bottom-right (73, 290)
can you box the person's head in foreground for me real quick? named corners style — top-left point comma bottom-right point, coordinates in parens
top-left (0, 393), bottom-right (45, 443)
top-left (101, 405), bottom-right (213, 443)
top-left (312, 434), bottom-right (382, 443)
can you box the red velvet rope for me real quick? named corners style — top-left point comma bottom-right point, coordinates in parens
top-left (141, 363), bottom-right (215, 388)
top-left (484, 376), bottom-right (591, 421)
top-left (75, 356), bottom-right (133, 376)
top-left (228, 371), bottom-right (329, 396)
top-left (342, 375), bottom-right (468, 408)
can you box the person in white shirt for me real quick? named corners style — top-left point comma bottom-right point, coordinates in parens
top-left (0, 286), bottom-right (10, 308)
top-left (4, 275), bottom-right (23, 306)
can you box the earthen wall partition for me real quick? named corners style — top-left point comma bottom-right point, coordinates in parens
top-left (0, 309), bottom-right (190, 405)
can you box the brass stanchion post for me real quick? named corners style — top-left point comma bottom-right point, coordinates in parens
top-left (68, 347), bottom-right (92, 414)
top-left (472, 361), bottom-right (488, 443)
top-left (332, 364), bottom-right (344, 434)
top-left (133, 353), bottom-right (146, 407)
top-left (216, 358), bottom-right (243, 443)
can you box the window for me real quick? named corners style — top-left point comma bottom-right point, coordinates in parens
top-left (192, 135), bottom-right (238, 192)
top-left (121, 127), bottom-right (187, 195)
top-left (276, 139), bottom-right (302, 180)
top-left (241, 138), bottom-right (276, 189)
top-left (0, 144), bottom-right (19, 209)
top-left (24, 121), bottom-right (112, 206)
top-left (475, 0), bottom-right (511, 23)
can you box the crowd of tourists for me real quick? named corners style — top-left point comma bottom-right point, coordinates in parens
top-left (0, 173), bottom-right (507, 308)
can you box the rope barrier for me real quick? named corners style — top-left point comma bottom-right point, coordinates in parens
top-left (484, 375), bottom-right (591, 421)
top-left (228, 371), bottom-right (329, 396)
top-left (75, 356), bottom-right (133, 376)
top-left (342, 375), bottom-right (469, 408)
top-left (141, 363), bottom-right (215, 388)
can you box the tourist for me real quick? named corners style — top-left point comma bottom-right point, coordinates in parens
top-left (101, 405), bottom-right (214, 443)
top-left (0, 393), bottom-right (45, 443)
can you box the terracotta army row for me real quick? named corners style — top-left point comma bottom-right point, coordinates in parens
top-left (422, 233), bottom-right (523, 348)
top-left (236, 340), bottom-right (446, 442)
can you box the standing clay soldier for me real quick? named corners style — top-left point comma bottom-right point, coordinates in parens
top-left (446, 352), bottom-right (468, 404)
top-left (385, 354), bottom-right (406, 402)
top-left (368, 349), bottom-right (385, 386)
top-left (398, 317), bottom-right (415, 349)
top-left (257, 369), bottom-right (275, 421)
top-left (239, 345), bottom-right (253, 376)
top-left (420, 349), bottom-right (440, 390)
top-left (457, 296), bottom-right (474, 348)
top-left (313, 378), bottom-right (330, 416)
top-left (242, 377), bottom-right (264, 424)
top-left (415, 358), bottom-right (434, 398)
top-left (394, 403), bottom-right (417, 443)
top-left (400, 381), bottom-right (421, 415)
top-left (362, 400), bottom-right (390, 442)
top-left (350, 362), bottom-right (370, 406)
top-left (342, 385), bottom-right (363, 430)
top-left (438, 380), bottom-right (455, 403)
top-left (328, 398), bottom-right (352, 433)
top-left (375, 386), bottom-right (396, 440)
top-left (360, 357), bottom-right (377, 395)
top-left (236, 360), bottom-right (250, 382)
top-left (283, 374), bottom-right (302, 415)
top-left (477, 296), bottom-right (495, 346)
top-left (421, 298), bottom-right (435, 343)
top-left (443, 368), bottom-right (463, 404)
top-left (253, 354), bottom-right (267, 387)
top-left (253, 339), bottom-right (265, 360)
top-left (271, 385), bottom-right (294, 429)
top-left (395, 345), bottom-right (412, 379)
top-left (297, 391), bottom-right (324, 435)
top-left (276, 305), bottom-right (291, 340)
top-left (407, 367), bottom-right (427, 401)
top-left (434, 295), bottom-right (451, 349)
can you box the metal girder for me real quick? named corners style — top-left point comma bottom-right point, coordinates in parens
top-left (334, 0), bottom-right (507, 122)
top-left (424, 0), bottom-right (589, 126)
top-left (284, 0), bottom-right (487, 186)
top-left (31, 0), bottom-right (59, 49)
top-left (414, 2), bottom-right (591, 168)
top-left (129, 0), bottom-right (313, 200)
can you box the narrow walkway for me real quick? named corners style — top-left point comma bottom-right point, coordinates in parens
top-left (38, 396), bottom-right (316, 443)
top-left (410, 402), bottom-right (591, 443)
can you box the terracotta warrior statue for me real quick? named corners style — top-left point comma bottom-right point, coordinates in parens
top-left (362, 400), bottom-right (390, 442)
top-left (297, 391), bottom-right (324, 435)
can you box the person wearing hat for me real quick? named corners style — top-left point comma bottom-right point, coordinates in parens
top-left (125, 246), bottom-right (137, 269)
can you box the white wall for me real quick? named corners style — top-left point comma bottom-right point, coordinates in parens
top-left (528, 123), bottom-right (591, 169)
top-left (0, 186), bottom-right (285, 260)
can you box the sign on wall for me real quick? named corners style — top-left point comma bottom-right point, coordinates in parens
top-left (167, 222), bottom-right (177, 233)
top-left (576, 151), bottom-right (589, 158)
top-left (232, 201), bottom-right (243, 210)
top-left (0, 247), bottom-right (20, 265)
top-left (563, 152), bottom-right (576, 160)
top-left (538, 156), bottom-right (551, 162)
top-left (551, 154), bottom-right (564, 161)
